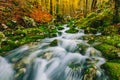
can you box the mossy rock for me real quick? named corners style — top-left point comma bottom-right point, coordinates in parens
top-left (49, 39), bottom-right (58, 46)
top-left (22, 28), bottom-right (44, 36)
top-left (16, 35), bottom-right (44, 45)
top-left (95, 35), bottom-right (120, 47)
top-left (14, 30), bottom-right (26, 36)
top-left (0, 48), bottom-right (3, 54)
top-left (66, 28), bottom-right (78, 33)
top-left (0, 32), bottom-right (5, 41)
top-left (29, 35), bottom-right (44, 39)
top-left (1, 40), bottom-right (18, 51)
top-left (49, 33), bottom-right (57, 38)
top-left (57, 26), bottom-right (64, 30)
top-left (6, 20), bottom-right (17, 29)
top-left (103, 62), bottom-right (120, 80)
top-left (95, 44), bottom-right (120, 60)
top-left (58, 32), bottom-right (62, 35)
top-left (9, 36), bottom-right (24, 41)
top-left (49, 29), bottom-right (57, 33)
top-left (1, 45), bottom-right (11, 51)
top-left (116, 43), bottom-right (120, 48)
top-left (3, 30), bottom-right (14, 37)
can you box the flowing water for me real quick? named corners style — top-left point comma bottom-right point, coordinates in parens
top-left (0, 24), bottom-right (108, 80)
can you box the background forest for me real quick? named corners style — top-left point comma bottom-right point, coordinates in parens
top-left (0, 0), bottom-right (120, 80)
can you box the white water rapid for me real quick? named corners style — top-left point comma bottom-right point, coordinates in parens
top-left (0, 24), bottom-right (108, 80)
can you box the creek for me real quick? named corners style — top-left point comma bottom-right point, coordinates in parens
top-left (0, 24), bottom-right (108, 80)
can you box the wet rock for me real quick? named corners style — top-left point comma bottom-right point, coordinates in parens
top-left (58, 32), bottom-right (62, 35)
top-left (49, 33), bottom-right (57, 38)
top-left (78, 44), bottom-right (89, 55)
top-left (83, 67), bottom-right (96, 80)
top-left (57, 26), bottom-right (64, 30)
top-left (68, 63), bottom-right (81, 70)
top-left (49, 39), bottom-right (58, 46)
top-left (15, 68), bottom-right (26, 79)
top-left (66, 28), bottom-right (78, 33)
top-left (43, 52), bottom-right (53, 60)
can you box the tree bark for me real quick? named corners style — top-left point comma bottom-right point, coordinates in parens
top-left (50, 0), bottom-right (53, 15)
top-left (84, 0), bottom-right (88, 17)
top-left (91, 0), bottom-right (97, 11)
top-left (113, 0), bottom-right (120, 24)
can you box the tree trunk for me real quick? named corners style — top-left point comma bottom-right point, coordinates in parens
top-left (91, 0), bottom-right (97, 11)
top-left (50, 0), bottom-right (53, 15)
top-left (56, 0), bottom-right (59, 15)
top-left (113, 0), bottom-right (120, 24)
top-left (84, 0), bottom-right (88, 17)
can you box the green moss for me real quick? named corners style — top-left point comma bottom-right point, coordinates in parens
top-left (49, 33), bottom-right (57, 38)
top-left (22, 28), bottom-right (44, 36)
top-left (57, 26), bottom-right (64, 30)
top-left (0, 32), bottom-right (5, 42)
top-left (49, 39), bottom-right (58, 46)
top-left (14, 30), bottom-right (26, 36)
top-left (95, 35), bottom-right (120, 47)
top-left (116, 43), bottom-right (120, 48)
top-left (103, 62), bottom-right (120, 80)
top-left (3, 30), bottom-right (14, 37)
top-left (6, 20), bottom-right (17, 28)
top-left (68, 63), bottom-right (81, 70)
top-left (95, 44), bottom-right (119, 60)
top-left (66, 28), bottom-right (78, 33)
top-left (1, 40), bottom-right (18, 51)
top-left (29, 35), bottom-right (44, 39)
top-left (50, 29), bottom-right (57, 33)
top-left (75, 8), bottom-right (114, 34)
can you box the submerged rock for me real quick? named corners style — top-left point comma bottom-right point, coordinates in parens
top-left (83, 67), bottom-right (96, 80)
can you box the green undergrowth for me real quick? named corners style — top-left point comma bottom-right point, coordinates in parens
top-left (92, 35), bottom-right (120, 80)
top-left (75, 6), bottom-right (120, 35)
top-left (0, 24), bottom-right (57, 55)
top-left (103, 62), bottom-right (120, 80)
top-left (95, 43), bottom-right (120, 60)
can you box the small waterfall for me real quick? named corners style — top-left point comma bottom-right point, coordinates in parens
top-left (0, 56), bottom-right (14, 80)
top-left (0, 24), bottom-right (108, 80)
